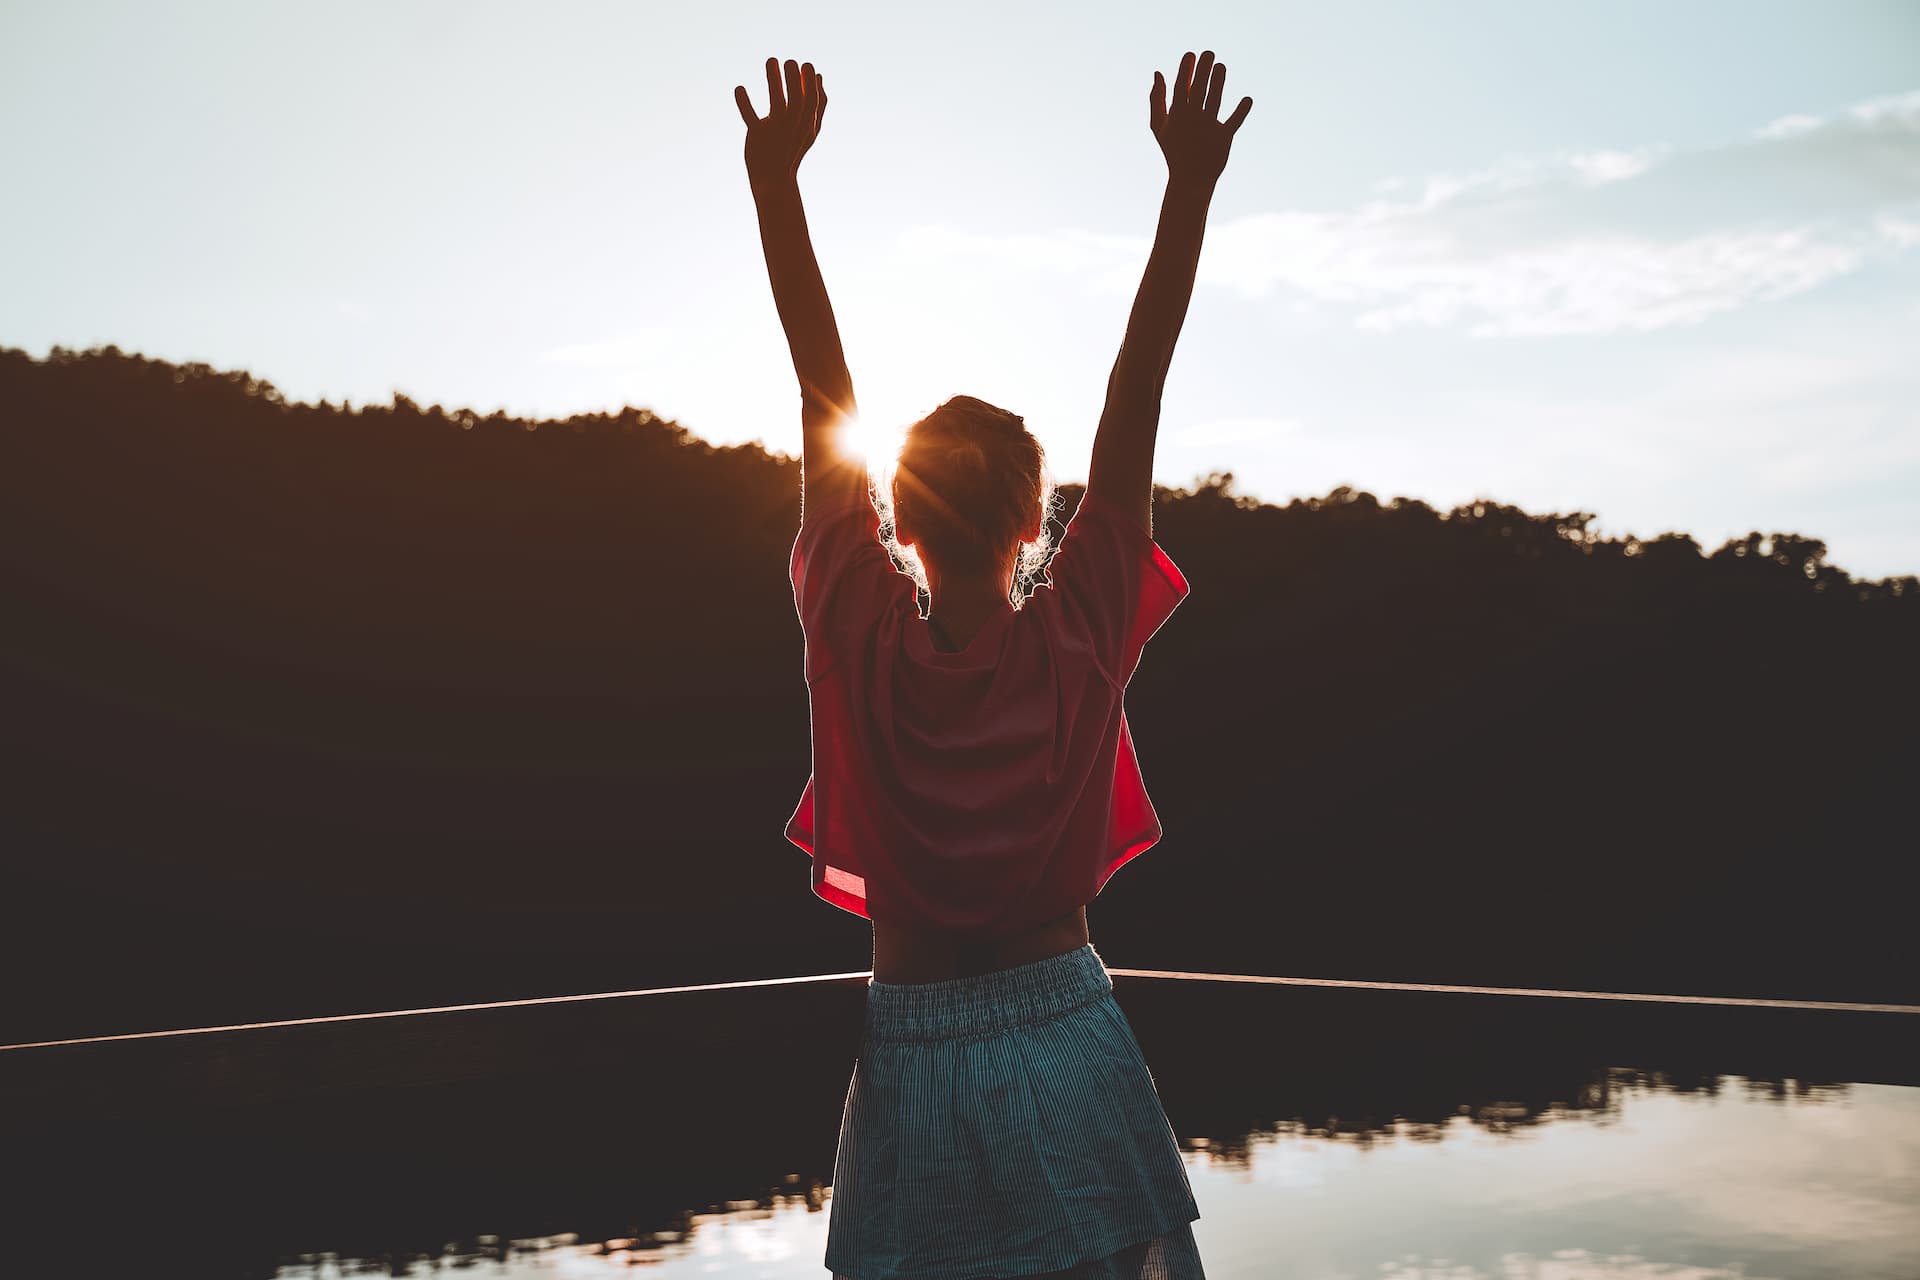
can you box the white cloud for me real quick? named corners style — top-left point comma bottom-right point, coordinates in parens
top-left (1196, 212), bottom-right (1867, 337)
top-left (1756, 89), bottom-right (1917, 140)
top-left (1412, 162), bottom-right (1542, 208)
top-left (1876, 215), bottom-right (1920, 248)
top-left (1343, 230), bottom-right (1863, 337)
top-left (1847, 88), bottom-right (1920, 124)
top-left (1755, 113), bottom-right (1822, 141)
top-left (1568, 149), bottom-right (1657, 185)
top-left (1371, 147), bottom-right (1659, 209)
top-left (900, 87), bottom-right (1920, 339)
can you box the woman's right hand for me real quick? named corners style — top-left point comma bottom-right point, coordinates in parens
top-left (1150, 51), bottom-right (1253, 187)
top-left (735, 57), bottom-right (827, 191)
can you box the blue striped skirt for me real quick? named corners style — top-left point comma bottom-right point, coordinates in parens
top-left (826, 945), bottom-right (1204, 1280)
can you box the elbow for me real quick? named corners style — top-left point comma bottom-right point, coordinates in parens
top-left (1108, 343), bottom-right (1170, 399)
top-left (1106, 362), bottom-right (1166, 407)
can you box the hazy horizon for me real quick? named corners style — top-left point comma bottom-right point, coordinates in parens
top-left (3, 1), bottom-right (1917, 575)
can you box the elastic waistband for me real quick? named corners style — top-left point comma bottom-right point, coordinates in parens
top-left (864, 944), bottom-right (1113, 1043)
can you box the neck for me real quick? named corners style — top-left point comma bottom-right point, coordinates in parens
top-left (924, 563), bottom-right (1015, 650)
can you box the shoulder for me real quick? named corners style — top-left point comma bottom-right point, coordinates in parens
top-left (801, 454), bottom-right (871, 529)
top-left (1071, 485), bottom-right (1153, 537)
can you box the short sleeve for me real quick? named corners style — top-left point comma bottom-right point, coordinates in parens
top-left (790, 483), bottom-right (915, 682)
top-left (1042, 488), bottom-right (1191, 686)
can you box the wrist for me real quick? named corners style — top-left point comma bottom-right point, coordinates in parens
top-left (749, 169), bottom-right (802, 203)
top-left (1164, 168), bottom-right (1219, 200)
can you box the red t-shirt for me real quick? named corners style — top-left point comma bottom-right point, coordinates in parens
top-left (786, 479), bottom-right (1190, 935)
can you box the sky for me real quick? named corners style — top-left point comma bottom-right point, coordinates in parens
top-left (3, 0), bottom-right (1918, 577)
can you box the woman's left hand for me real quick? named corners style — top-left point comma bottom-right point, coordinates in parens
top-left (735, 57), bottom-right (827, 189)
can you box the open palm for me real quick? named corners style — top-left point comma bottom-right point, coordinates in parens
top-left (734, 57), bottom-right (827, 188)
top-left (1150, 50), bottom-right (1253, 185)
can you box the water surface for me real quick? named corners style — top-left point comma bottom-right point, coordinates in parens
top-left (9, 977), bottom-right (1916, 1279)
top-left (274, 1072), bottom-right (1920, 1278)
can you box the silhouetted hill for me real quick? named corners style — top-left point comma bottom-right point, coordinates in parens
top-left (3, 345), bottom-right (1914, 1040)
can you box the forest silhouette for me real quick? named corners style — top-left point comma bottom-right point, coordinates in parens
top-left (3, 344), bottom-right (1914, 1041)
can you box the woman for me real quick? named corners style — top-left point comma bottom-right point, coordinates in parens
top-left (735, 50), bottom-right (1252, 1280)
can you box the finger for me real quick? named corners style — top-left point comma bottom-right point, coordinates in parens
top-left (1192, 51), bottom-right (1216, 113)
top-left (765, 57), bottom-right (784, 112)
top-left (1150, 70), bottom-right (1167, 132)
top-left (1204, 62), bottom-right (1227, 117)
top-left (734, 84), bottom-right (759, 127)
top-left (1224, 95), bottom-right (1253, 134)
top-left (816, 73), bottom-right (828, 127)
top-left (1173, 51), bottom-right (1196, 111)
top-left (802, 61), bottom-right (816, 106)
top-left (784, 59), bottom-right (803, 113)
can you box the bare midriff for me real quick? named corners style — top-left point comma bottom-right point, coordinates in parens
top-left (871, 906), bottom-right (1090, 984)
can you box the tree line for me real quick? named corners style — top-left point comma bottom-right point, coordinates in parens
top-left (3, 345), bottom-right (1913, 1041)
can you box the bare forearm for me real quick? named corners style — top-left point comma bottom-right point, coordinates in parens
top-left (1089, 175), bottom-right (1216, 516)
top-left (1088, 49), bottom-right (1251, 523)
top-left (751, 176), bottom-right (855, 412)
top-left (1110, 174), bottom-right (1215, 397)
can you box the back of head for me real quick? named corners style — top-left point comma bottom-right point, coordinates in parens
top-left (888, 395), bottom-right (1054, 600)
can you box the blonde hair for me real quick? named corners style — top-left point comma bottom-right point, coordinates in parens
top-left (878, 395), bottom-right (1056, 606)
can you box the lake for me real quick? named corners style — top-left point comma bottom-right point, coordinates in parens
top-left (6, 972), bottom-right (1917, 1279)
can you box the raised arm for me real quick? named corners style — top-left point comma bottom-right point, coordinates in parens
top-left (734, 57), bottom-right (864, 519)
top-left (1087, 51), bottom-right (1253, 532)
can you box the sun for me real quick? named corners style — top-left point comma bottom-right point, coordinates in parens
top-left (843, 403), bottom-right (910, 480)
top-left (843, 413), bottom-right (884, 465)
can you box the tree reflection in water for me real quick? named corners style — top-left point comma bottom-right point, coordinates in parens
top-left (5, 974), bottom-right (1912, 1277)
